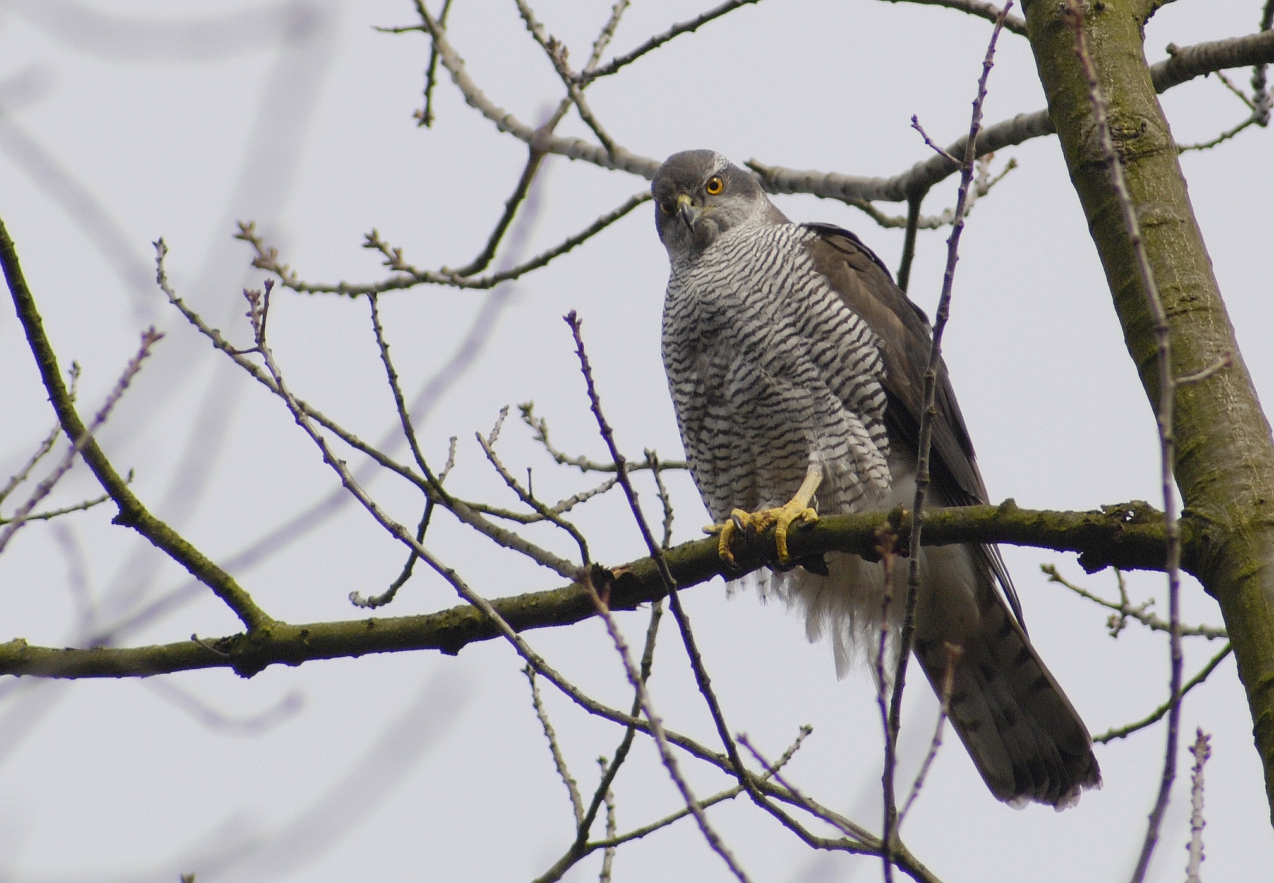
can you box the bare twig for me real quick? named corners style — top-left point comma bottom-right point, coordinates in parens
top-left (645, 450), bottom-right (676, 549)
top-left (0, 328), bottom-right (162, 556)
top-left (1185, 728), bottom-right (1211, 883)
top-left (521, 403), bottom-right (686, 474)
top-left (567, 312), bottom-right (763, 852)
top-left (1042, 564), bottom-right (1227, 640)
top-left (1093, 643), bottom-right (1232, 744)
top-left (0, 490), bottom-right (116, 526)
top-left (240, 191), bottom-right (650, 296)
top-left (879, 0), bottom-right (1025, 35)
top-left (582, 571), bottom-right (752, 883)
top-left (898, 644), bottom-right (961, 829)
top-left (350, 503), bottom-right (433, 609)
top-left (598, 756), bottom-right (617, 883)
top-left (0, 422), bottom-right (61, 505)
top-left (536, 600), bottom-right (663, 883)
top-left (159, 247), bottom-right (581, 579)
top-left (579, 0), bottom-right (763, 83)
top-left (527, 665), bottom-right (585, 825)
top-left (478, 406), bottom-right (592, 564)
top-left (515, 0), bottom-right (619, 156)
top-left (415, 0), bottom-right (454, 126)
top-left (2, 221), bottom-right (273, 633)
top-left (1177, 114), bottom-right (1261, 152)
top-left (1062, 5), bottom-right (1185, 878)
top-left (883, 8), bottom-right (1010, 874)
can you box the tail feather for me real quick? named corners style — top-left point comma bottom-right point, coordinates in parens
top-left (760, 542), bottom-right (1101, 808)
top-left (913, 545), bottom-right (1101, 808)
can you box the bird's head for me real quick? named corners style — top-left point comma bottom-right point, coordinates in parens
top-left (652, 150), bottom-right (787, 263)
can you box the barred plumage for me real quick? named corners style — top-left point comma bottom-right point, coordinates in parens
top-left (652, 150), bottom-right (1101, 809)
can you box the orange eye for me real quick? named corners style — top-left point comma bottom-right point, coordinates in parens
top-left (705, 176), bottom-right (724, 195)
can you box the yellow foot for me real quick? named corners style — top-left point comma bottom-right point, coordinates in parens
top-left (705, 501), bottom-right (819, 566)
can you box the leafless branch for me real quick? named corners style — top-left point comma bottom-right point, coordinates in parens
top-left (240, 190), bottom-right (649, 296)
top-left (898, 643), bottom-right (961, 829)
top-left (879, 0), bottom-right (1025, 35)
top-left (567, 312), bottom-right (766, 834)
top-left (578, 0), bottom-right (763, 83)
top-left (581, 570), bottom-right (752, 883)
top-left (3, 221), bottom-right (273, 632)
top-left (478, 406), bottom-right (592, 564)
top-left (414, 0), bottom-right (453, 126)
top-left (0, 422), bottom-right (61, 506)
top-left (0, 489), bottom-right (116, 526)
top-left (1093, 643), bottom-right (1232, 744)
top-left (1042, 565), bottom-right (1227, 640)
top-left (1185, 728), bottom-right (1211, 883)
top-left (0, 328), bottom-right (161, 556)
top-left (527, 665), bottom-right (585, 825)
top-left (158, 245), bottom-right (582, 579)
top-left (884, 9), bottom-right (1010, 875)
top-left (521, 403), bottom-right (686, 474)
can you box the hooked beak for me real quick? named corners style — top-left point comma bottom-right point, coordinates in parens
top-left (676, 193), bottom-right (701, 230)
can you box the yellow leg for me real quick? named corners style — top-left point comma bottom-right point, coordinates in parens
top-left (706, 466), bottom-right (822, 565)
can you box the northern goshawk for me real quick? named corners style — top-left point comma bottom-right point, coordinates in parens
top-left (653, 149), bottom-right (1100, 808)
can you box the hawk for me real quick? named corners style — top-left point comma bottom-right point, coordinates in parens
top-left (653, 149), bottom-right (1100, 808)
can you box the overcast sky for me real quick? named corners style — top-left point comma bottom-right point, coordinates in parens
top-left (0, 2), bottom-right (1270, 881)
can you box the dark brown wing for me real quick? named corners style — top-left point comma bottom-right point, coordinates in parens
top-left (802, 223), bottom-right (1022, 620)
top-left (802, 223), bottom-right (1101, 807)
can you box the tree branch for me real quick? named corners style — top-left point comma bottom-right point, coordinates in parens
top-left (0, 500), bottom-right (1184, 679)
top-left (0, 216), bottom-right (274, 633)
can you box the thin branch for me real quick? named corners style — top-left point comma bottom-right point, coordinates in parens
top-left (1185, 729), bottom-right (1211, 883)
top-left (748, 30), bottom-right (1274, 206)
top-left (0, 489), bottom-right (116, 526)
top-left (1093, 643), bottom-right (1232, 744)
top-left (158, 247), bottom-right (582, 579)
top-left (478, 407), bottom-right (591, 564)
top-left (578, 0), bottom-right (762, 83)
top-left (568, 312), bottom-right (764, 848)
top-left (582, 571), bottom-right (752, 883)
top-left (598, 757), bottom-right (617, 883)
top-left (241, 191), bottom-right (650, 296)
top-left (1177, 114), bottom-right (1261, 151)
top-left (1042, 564), bottom-right (1227, 640)
top-left (897, 644), bottom-right (960, 828)
top-left (1, 218), bottom-right (273, 633)
top-left (526, 665), bottom-right (585, 825)
top-left (1063, 6), bottom-right (1185, 879)
top-left (879, 0), bottom-right (1025, 35)
top-left (350, 503), bottom-right (433, 609)
top-left (515, 0), bottom-right (619, 156)
top-left (884, 10), bottom-right (1009, 873)
top-left (415, 0), bottom-right (454, 126)
top-left (585, 0), bottom-right (630, 72)
top-left (444, 135), bottom-right (560, 278)
top-left (521, 402), bottom-right (687, 474)
top-left (536, 600), bottom-right (664, 883)
top-left (645, 450), bottom-right (676, 549)
top-left (0, 422), bottom-right (61, 505)
top-left (0, 328), bottom-right (161, 556)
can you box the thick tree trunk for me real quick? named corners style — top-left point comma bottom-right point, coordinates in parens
top-left (1023, 0), bottom-right (1274, 823)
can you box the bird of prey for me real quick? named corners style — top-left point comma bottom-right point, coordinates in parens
top-left (653, 149), bottom-right (1100, 808)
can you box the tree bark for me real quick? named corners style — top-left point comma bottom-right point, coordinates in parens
top-left (1023, 0), bottom-right (1274, 823)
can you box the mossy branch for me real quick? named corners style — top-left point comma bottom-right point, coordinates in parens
top-left (0, 500), bottom-right (1178, 679)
